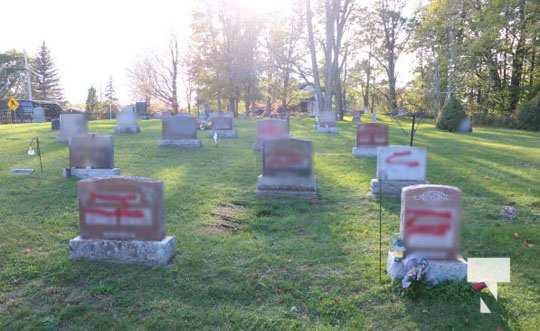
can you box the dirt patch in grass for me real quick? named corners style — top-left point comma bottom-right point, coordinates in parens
top-left (206, 203), bottom-right (247, 234)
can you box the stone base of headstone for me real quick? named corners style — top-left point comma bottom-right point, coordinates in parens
top-left (387, 251), bottom-right (467, 286)
top-left (352, 147), bottom-right (378, 157)
top-left (370, 179), bottom-right (427, 197)
top-left (114, 126), bottom-right (140, 134)
top-left (69, 235), bottom-right (176, 266)
top-left (316, 124), bottom-right (337, 133)
top-left (208, 129), bottom-right (238, 138)
top-left (10, 168), bottom-right (34, 176)
top-left (158, 139), bottom-right (202, 148)
top-left (256, 175), bottom-right (317, 196)
top-left (64, 167), bottom-right (121, 179)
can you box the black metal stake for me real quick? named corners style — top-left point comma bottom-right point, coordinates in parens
top-left (36, 137), bottom-right (43, 174)
top-left (379, 178), bottom-right (383, 283)
top-left (409, 113), bottom-right (416, 147)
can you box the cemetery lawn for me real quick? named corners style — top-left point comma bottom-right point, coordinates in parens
top-left (1, 116), bottom-right (539, 331)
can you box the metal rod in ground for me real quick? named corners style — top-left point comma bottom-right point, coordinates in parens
top-left (36, 137), bottom-right (43, 173)
top-left (409, 114), bottom-right (416, 147)
top-left (379, 178), bottom-right (383, 282)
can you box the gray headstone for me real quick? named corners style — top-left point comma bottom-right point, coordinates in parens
top-left (57, 113), bottom-right (88, 142)
top-left (69, 134), bottom-right (114, 169)
top-left (255, 119), bottom-right (289, 148)
top-left (115, 110), bottom-right (140, 133)
top-left (162, 115), bottom-right (198, 140)
top-left (263, 138), bottom-right (312, 177)
top-left (211, 116), bottom-right (234, 130)
top-left (457, 117), bottom-right (472, 133)
top-left (32, 107), bottom-right (46, 123)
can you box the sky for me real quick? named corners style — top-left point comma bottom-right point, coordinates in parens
top-left (1, 0), bottom-right (420, 106)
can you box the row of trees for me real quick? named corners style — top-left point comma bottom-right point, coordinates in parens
top-left (412, 0), bottom-right (539, 125)
top-left (0, 42), bottom-right (65, 103)
top-left (85, 76), bottom-right (119, 119)
top-left (128, 0), bottom-right (538, 129)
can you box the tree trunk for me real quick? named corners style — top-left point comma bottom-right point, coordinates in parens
top-left (306, 0), bottom-right (325, 113)
top-left (509, 0), bottom-right (526, 112)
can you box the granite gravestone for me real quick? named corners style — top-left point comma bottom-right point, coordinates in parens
top-left (69, 176), bottom-right (176, 266)
top-left (370, 145), bottom-right (428, 196)
top-left (352, 111), bottom-right (361, 124)
top-left (56, 113), bottom-right (88, 142)
top-left (256, 138), bottom-right (317, 196)
top-left (114, 108), bottom-right (140, 133)
top-left (51, 118), bottom-right (60, 130)
top-left (65, 134), bottom-right (120, 179)
top-left (209, 115), bottom-right (237, 138)
top-left (370, 112), bottom-right (377, 123)
top-left (159, 115), bottom-right (201, 147)
top-left (253, 119), bottom-right (289, 151)
top-left (387, 185), bottom-right (466, 284)
top-left (316, 111), bottom-right (337, 133)
top-left (32, 107), bottom-right (46, 123)
top-left (457, 117), bottom-right (473, 133)
top-left (352, 123), bottom-right (389, 157)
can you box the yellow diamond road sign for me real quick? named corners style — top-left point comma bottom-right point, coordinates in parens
top-left (7, 97), bottom-right (19, 111)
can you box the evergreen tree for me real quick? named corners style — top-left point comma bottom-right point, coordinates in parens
top-left (104, 75), bottom-right (117, 104)
top-left (31, 41), bottom-right (64, 102)
top-left (85, 86), bottom-right (99, 117)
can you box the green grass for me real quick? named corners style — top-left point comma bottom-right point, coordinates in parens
top-left (0, 116), bottom-right (539, 330)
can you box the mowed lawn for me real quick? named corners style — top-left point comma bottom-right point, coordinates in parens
top-left (0, 116), bottom-right (539, 330)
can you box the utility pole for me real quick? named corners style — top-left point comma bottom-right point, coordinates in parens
top-left (24, 51), bottom-right (32, 101)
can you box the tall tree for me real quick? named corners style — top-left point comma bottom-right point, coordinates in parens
top-left (31, 41), bottom-right (64, 102)
top-left (128, 36), bottom-right (181, 113)
top-left (0, 50), bottom-right (25, 99)
top-left (372, 0), bottom-right (412, 113)
top-left (85, 86), bottom-right (99, 116)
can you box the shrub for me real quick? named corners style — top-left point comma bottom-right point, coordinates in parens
top-left (436, 96), bottom-right (466, 132)
top-left (516, 95), bottom-right (540, 131)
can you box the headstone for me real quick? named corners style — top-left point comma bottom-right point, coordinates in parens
top-left (65, 134), bottom-right (120, 179)
top-left (159, 115), bottom-right (201, 147)
top-left (256, 138), bottom-right (316, 196)
top-left (316, 111), bottom-right (337, 133)
top-left (352, 123), bottom-right (389, 157)
top-left (370, 112), bottom-right (377, 123)
top-left (352, 111), bottom-right (361, 124)
top-left (114, 109), bottom-right (140, 134)
top-left (56, 113), bottom-right (88, 142)
top-left (32, 107), bottom-right (46, 123)
top-left (253, 119), bottom-right (289, 151)
top-left (370, 145), bottom-right (428, 196)
top-left (69, 176), bottom-right (176, 266)
top-left (457, 117), bottom-right (473, 133)
top-left (209, 115), bottom-right (237, 138)
top-left (387, 185), bottom-right (466, 285)
top-left (51, 119), bottom-right (60, 130)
